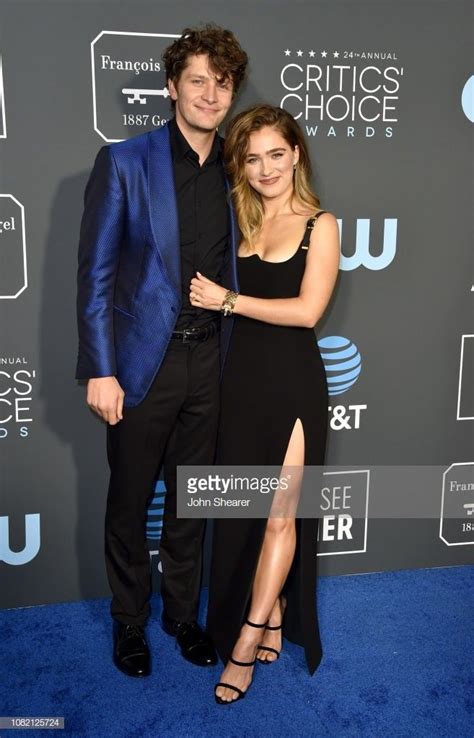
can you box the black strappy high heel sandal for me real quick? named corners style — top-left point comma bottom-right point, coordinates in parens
top-left (256, 621), bottom-right (282, 664)
top-left (214, 619), bottom-right (266, 705)
top-left (256, 596), bottom-right (287, 664)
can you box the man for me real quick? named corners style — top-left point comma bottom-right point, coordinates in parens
top-left (76, 25), bottom-right (248, 677)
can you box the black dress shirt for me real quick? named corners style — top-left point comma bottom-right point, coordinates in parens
top-left (169, 116), bottom-right (229, 330)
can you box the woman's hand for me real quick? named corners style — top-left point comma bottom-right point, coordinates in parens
top-left (189, 272), bottom-right (228, 311)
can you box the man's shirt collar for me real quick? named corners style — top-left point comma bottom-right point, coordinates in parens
top-left (169, 116), bottom-right (222, 165)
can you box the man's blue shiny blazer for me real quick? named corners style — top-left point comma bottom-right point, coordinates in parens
top-left (76, 122), bottom-right (239, 407)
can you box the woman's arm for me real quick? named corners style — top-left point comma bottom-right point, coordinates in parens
top-left (190, 212), bottom-right (340, 328)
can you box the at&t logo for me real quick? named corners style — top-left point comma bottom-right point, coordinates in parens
top-left (318, 335), bottom-right (367, 430)
top-left (147, 479), bottom-right (166, 575)
top-left (147, 479), bottom-right (165, 542)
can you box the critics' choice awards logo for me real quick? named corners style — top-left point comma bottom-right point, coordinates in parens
top-left (0, 195), bottom-right (27, 299)
top-left (0, 357), bottom-right (36, 439)
top-left (318, 336), bottom-right (367, 431)
top-left (279, 48), bottom-right (404, 139)
top-left (91, 30), bottom-right (179, 142)
top-left (0, 513), bottom-right (41, 565)
top-left (317, 469), bottom-right (369, 555)
top-left (439, 463), bottom-right (474, 546)
top-left (0, 54), bottom-right (6, 138)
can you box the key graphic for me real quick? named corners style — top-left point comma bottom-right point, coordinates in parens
top-left (122, 87), bottom-right (170, 104)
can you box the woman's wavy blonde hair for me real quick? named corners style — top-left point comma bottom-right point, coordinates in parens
top-left (224, 104), bottom-right (321, 248)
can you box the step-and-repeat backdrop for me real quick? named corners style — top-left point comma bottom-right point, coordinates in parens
top-left (1, 1), bottom-right (472, 608)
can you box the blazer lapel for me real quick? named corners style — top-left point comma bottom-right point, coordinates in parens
top-left (225, 177), bottom-right (240, 293)
top-left (148, 124), bottom-right (181, 292)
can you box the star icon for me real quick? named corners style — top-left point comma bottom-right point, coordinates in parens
top-left (284, 49), bottom-right (291, 56)
top-left (296, 50), bottom-right (303, 57)
top-left (321, 50), bottom-right (328, 57)
top-left (333, 51), bottom-right (339, 58)
top-left (309, 50), bottom-right (316, 57)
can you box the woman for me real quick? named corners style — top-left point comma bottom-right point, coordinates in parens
top-left (189, 104), bottom-right (340, 704)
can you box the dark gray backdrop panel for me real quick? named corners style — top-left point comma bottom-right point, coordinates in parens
top-left (0, 0), bottom-right (472, 608)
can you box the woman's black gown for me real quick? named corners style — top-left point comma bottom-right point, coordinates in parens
top-left (206, 211), bottom-right (329, 676)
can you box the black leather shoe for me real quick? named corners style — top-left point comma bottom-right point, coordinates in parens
top-left (113, 622), bottom-right (151, 678)
top-left (161, 612), bottom-right (217, 667)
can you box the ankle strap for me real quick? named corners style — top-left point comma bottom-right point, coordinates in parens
top-left (230, 656), bottom-right (257, 667)
top-left (265, 623), bottom-right (282, 630)
top-left (245, 618), bottom-right (266, 628)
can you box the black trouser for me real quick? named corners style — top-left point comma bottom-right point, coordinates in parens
top-left (104, 331), bottom-right (220, 626)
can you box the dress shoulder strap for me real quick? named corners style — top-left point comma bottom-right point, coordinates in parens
top-left (300, 210), bottom-right (328, 250)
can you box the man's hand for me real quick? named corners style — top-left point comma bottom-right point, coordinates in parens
top-left (86, 376), bottom-right (125, 425)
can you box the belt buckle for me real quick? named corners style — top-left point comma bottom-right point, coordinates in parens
top-left (182, 329), bottom-right (192, 343)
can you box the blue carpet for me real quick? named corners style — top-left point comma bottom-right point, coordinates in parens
top-left (1, 566), bottom-right (472, 737)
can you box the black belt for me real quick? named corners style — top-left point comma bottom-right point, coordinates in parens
top-left (170, 322), bottom-right (218, 343)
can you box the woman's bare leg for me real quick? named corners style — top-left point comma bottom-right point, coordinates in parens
top-left (215, 420), bottom-right (304, 702)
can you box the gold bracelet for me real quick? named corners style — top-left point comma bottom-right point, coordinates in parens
top-left (221, 289), bottom-right (239, 317)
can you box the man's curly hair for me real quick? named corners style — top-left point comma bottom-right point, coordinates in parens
top-left (163, 24), bottom-right (248, 103)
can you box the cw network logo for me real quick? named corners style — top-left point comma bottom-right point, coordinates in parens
top-left (0, 514), bottom-right (41, 565)
top-left (338, 217), bottom-right (397, 270)
top-left (318, 336), bottom-right (367, 430)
